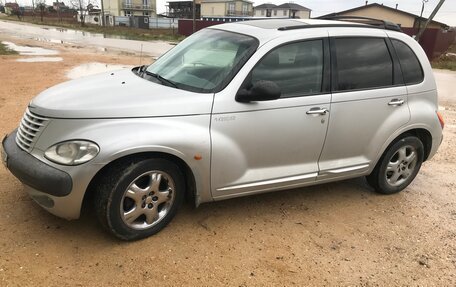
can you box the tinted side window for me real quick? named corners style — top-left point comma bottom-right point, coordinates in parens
top-left (391, 39), bottom-right (424, 85)
top-left (250, 40), bottom-right (323, 97)
top-left (335, 38), bottom-right (393, 91)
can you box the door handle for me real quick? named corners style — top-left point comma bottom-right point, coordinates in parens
top-left (388, 99), bottom-right (405, 106)
top-left (306, 108), bottom-right (328, 115)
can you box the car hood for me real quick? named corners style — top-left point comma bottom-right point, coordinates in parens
top-left (29, 69), bottom-right (214, 119)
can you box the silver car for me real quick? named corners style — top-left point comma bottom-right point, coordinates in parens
top-left (1, 19), bottom-right (444, 240)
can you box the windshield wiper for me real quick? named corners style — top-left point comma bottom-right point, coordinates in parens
top-left (144, 71), bottom-right (178, 88)
top-left (133, 64), bottom-right (149, 76)
top-left (139, 65), bottom-right (149, 74)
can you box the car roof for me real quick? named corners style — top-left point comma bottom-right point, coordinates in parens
top-left (209, 19), bottom-right (396, 45)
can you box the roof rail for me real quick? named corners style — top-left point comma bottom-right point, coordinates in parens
top-left (317, 15), bottom-right (402, 32)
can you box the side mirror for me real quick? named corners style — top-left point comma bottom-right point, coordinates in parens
top-left (235, 80), bottom-right (281, 103)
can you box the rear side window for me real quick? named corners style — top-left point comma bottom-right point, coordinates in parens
top-left (391, 39), bottom-right (424, 85)
top-left (334, 37), bottom-right (393, 91)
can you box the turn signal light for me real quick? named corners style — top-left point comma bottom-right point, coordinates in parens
top-left (437, 111), bottom-right (445, 129)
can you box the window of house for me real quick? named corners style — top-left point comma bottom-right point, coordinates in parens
top-left (283, 10), bottom-right (287, 16)
top-left (143, 11), bottom-right (149, 16)
top-left (125, 10), bottom-right (132, 16)
top-left (261, 9), bottom-right (265, 16)
top-left (228, 2), bottom-right (235, 15)
top-left (249, 40), bottom-right (324, 98)
top-left (242, 4), bottom-right (248, 15)
top-left (334, 37), bottom-right (393, 91)
top-left (391, 39), bottom-right (424, 85)
top-left (273, 10), bottom-right (277, 16)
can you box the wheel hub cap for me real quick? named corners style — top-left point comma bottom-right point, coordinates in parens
top-left (385, 145), bottom-right (418, 187)
top-left (120, 171), bottom-right (175, 230)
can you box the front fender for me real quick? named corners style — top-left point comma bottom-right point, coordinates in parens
top-left (33, 115), bottom-right (212, 217)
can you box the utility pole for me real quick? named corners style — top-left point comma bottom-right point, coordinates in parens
top-left (416, 0), bottom-right (446, 42)
top-left (100, 0), bottom-right (105, 26)
top-left (192, 0), bottom-right (196, 33)
top-left (418, 0), bottom-right (428, 32)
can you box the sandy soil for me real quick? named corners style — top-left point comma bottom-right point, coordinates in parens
top-left (0, 36), bottom-right (455, 287)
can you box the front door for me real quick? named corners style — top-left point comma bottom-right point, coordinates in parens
top-left (210, 39), bottom-right (331, 199)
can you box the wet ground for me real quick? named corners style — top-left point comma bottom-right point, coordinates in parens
top-left (0, 33), bottom-right (456, 286)
top-left (0, 20), bottom-right (174, 57)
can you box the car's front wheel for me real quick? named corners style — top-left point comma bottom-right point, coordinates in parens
top-left (367, 136), bottom-right (424, 194)
top-left (95, 158), bottom-right (185, 240)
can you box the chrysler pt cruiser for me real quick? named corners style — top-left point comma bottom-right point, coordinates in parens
top-left (1, 19), bottom-right (444, 240)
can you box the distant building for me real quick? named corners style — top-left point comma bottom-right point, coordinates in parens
top-left (102, 0), bottom-right (156, 17)
top-left (254, 2), bottom-right (311, 19)
top-left (200, 0), bottom-right (253, 17)
top-left (4, 2), bottom-right (20, 15)
top-left (53, 1), bottom-right (70, 12)
top-left (317, 3), bottom-right (448, 29)
top-left (166, 0), bottom-right (201, 19)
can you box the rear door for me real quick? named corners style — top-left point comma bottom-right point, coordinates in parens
top-left (318, 30), bottom-right (410, 180)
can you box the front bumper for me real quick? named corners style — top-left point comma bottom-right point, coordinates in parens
top-left (2, 130), bottom-right (73, 197)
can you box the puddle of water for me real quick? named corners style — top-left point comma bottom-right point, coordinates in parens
top-left (2, 41), bottom-right (59, 56)
top-left (33, 37), bottom-right (67, 44)
top-left (42, 27), bottom-right (128, 40)
top-left (67, 62), bottom-right (133, 79)
top-left (16, 57), bottom-right (63, 62)
top-left (1, 21), bottom-right (174, 57)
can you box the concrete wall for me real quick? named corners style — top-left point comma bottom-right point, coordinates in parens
top-left (201, 2), bottom-right (226, 17)
top-left (103, 0), bottom-right (121, 17)
top-left (296, 10), bottom-right (310, 19)
top-left (114, 16), bottom-right (177, 28)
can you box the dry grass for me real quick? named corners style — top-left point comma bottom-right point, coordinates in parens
top-left (0, 42), bottom-right (18, 55)
top-left (432, 44), bottom-right (456, 71)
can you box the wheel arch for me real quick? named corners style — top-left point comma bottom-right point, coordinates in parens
top-left (376, 127), bottom-right (433, 169)
top-left (82, 152), bottom-right (197, 214)
top-left (407, 128), bottom-right (432, 161)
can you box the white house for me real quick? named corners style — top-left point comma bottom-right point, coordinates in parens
top-left (254, 2), bottom-right (311, 19)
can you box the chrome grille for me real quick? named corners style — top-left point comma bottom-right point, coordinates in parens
top-left (16, 108), bottom-right (49, 152)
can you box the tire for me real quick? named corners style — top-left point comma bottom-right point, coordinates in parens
top-left (367, 136), bottom-right (424, 195)
top-left (95, 158), bottom-right (185, 241)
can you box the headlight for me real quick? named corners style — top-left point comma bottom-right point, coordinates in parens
top-left (44, 140), bottom-right (99, 165)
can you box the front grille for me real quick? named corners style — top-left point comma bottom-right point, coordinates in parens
top-left (16, 108), bottom-right (49, 152)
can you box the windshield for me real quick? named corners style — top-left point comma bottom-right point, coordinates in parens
top-left (145, 29), bottom-right (259, 93)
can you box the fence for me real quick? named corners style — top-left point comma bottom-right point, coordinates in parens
top-left (178, 18), bottom-right (257, 36)
top-left (178, 20), bottom-right (454, 59)
top-left (401, 28), bottom-right (455, 60)
top-left (114, 16), bottom-right (178, 29)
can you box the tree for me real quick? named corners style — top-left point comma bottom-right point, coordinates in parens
top-left (36, 0), bottom-right (46, 22)
top-left (69, 0), bottom-right (97, 26)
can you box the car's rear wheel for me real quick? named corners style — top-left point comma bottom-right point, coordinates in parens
top-left (367, 136), bottom-right (424, 194)
top-left (95, 158), bottom-right (185, 240)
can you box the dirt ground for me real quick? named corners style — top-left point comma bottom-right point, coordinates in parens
top-left (0, 36), bottom-right (455, 287)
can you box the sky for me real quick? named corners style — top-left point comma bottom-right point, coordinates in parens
top-left (8, 0), bottom-right (456, 26)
